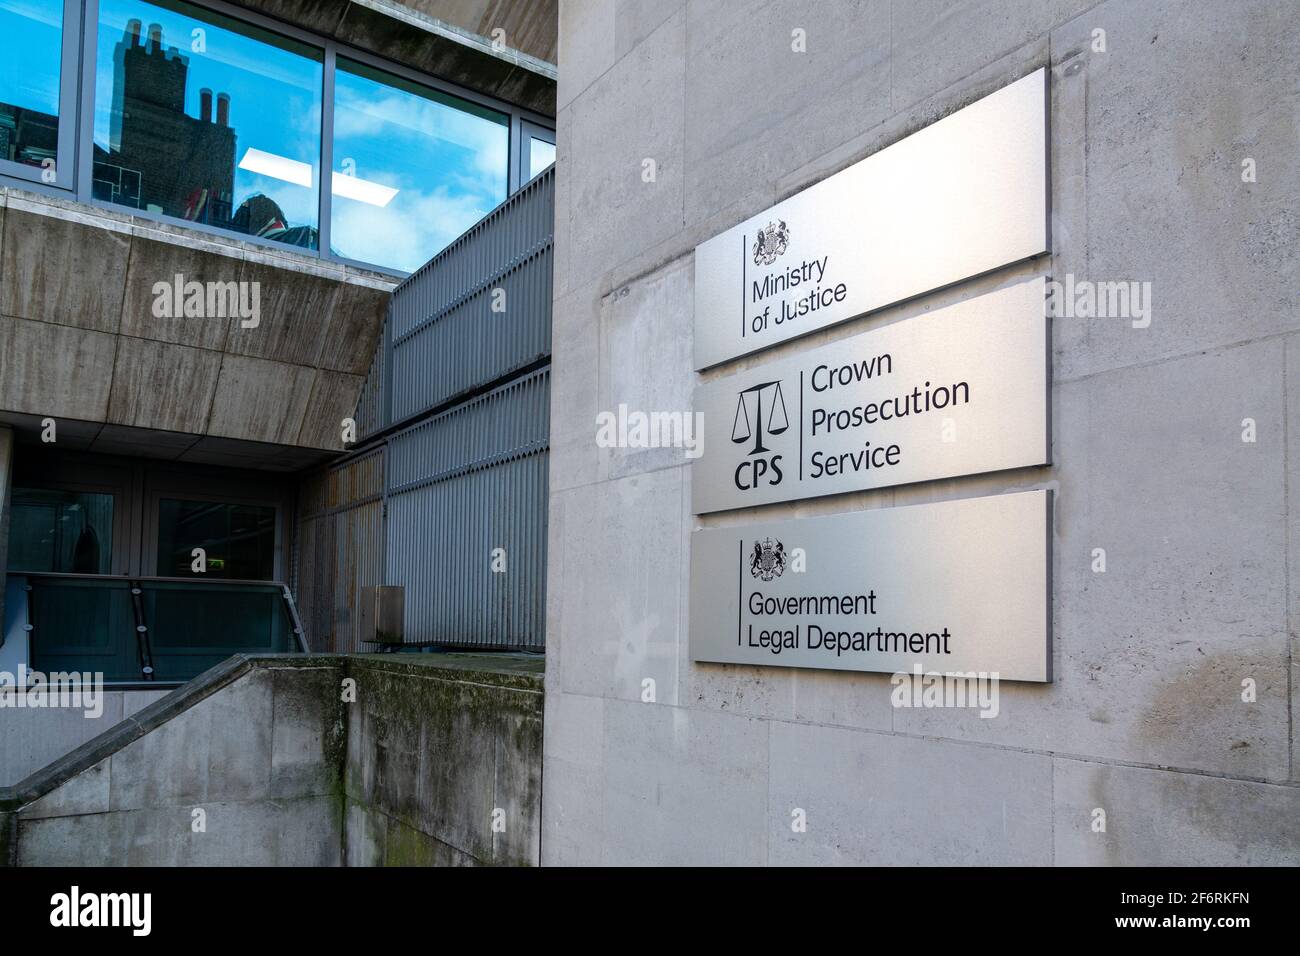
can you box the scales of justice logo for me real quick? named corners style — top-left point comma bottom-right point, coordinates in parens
top-left (731, 380), bottom-right (790, 491)
top-left (732, 380), bottom-right (789, 455)
top-left (752, 219), bottom-right (790, 266)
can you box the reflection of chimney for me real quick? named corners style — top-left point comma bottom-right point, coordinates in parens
top-left (127, 18), bottom-right (141, 44)
top-left (200, 88), bottom-right (212, 122)
top-left (147, 23), bottom-right (161, 52)
top-left (216, 92), bottom-right (230, 127)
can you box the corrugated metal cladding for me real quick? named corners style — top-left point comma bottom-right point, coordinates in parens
top-left (295, 166), bottom-right (554, 653)
top-left (387, 368), bottom-right (549, 649)
top-left (295, 448), bottom-right (386, 653)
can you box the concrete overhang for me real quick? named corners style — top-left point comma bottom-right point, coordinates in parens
top-left (0, 187), bottom-right (395, 455)
top-left (0, 412), bottom-right (340, 473)
top-left (233, 0), bottom-right (557, 117)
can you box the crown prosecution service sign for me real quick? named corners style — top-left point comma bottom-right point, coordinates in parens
top-left (690, 490), bottom-right (1052, 681)
top-left (693, 68), bottom-right (1049, 369)
top-left (693, 277), bottom-right (1050, 514)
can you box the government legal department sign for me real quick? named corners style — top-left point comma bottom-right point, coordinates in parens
top-left (689, 491), bottom-right (1052, 682)
top-left (693, 277), bottom-right (1049, 513)
top-left (687, 69), bottom-right (1053, 681)
top-left (693, 68), bottom-right (1049, 369)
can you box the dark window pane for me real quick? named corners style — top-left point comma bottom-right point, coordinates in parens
top-left (528, 136), bottom-right (555, 179)
top-left (93, 0), bottom-right (321, 247)
top-left (7, 489), bottom-right (115, 574)
top-left (156, 498), bottom-right (275, 579)
top-left (331, 58), bottom-right (508, 272)
top-left (0, 0), bottom-right (63, 172)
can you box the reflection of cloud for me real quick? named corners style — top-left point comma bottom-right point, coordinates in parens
top-left (6, 0), bottom-right (61, 28)
top-left (97, 2), bottom-right (322, 92)
top-left (334, 86), bottom-right (508, 196)
top-left (332, 186), bottom-right (493, 273)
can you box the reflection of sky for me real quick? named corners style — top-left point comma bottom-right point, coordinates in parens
top-left (529, 138), bottom-right (555, 179)
top-left (94, 0), bottom-right (321, 228)
top-left (331, 63), bottom-right (508, 273)
top-left (1, 0), bottom-right (63, 115)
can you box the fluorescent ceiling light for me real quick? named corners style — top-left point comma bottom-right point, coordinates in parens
top-left (238, 147), bottom-right (313, 188)
top-left (332, 171), bottom-right (399, 207)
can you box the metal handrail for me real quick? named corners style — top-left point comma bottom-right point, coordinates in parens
top-left (7, 572), bottom-right (309, 684)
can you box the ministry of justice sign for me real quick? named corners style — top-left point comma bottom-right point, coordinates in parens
top-left (689, 490), bottom-right (1052, 682)
top-left (693, 68), bottom-right (1049, 370)
top-left (692, 278), bottom-right (1049, 514)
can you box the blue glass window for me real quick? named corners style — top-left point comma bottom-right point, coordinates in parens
top-left (528, 136), bottom-right (555, 179)
top-left (330, 58), bottom-right (509, 272)
top-left (93, 0), bottom-right (322, 247)
top-left (0, 0), bottom-right (64, 175)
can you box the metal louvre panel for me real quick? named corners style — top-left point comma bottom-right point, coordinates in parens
top-left (385, 368), bottom-right (549, 649)
top-left (313, 168), bottom-right (554, 652)
top-left (295, 448), bottom-right (385, 653)
top-left (388, 169), bottom-right (554, 422)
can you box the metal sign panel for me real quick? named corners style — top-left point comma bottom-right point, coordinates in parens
top-left (689, 490), bottom-right (1052, 682)
top-left (693, 68), bottom-right (1049, 370)
top-left (692, 278), bottom-right (1049, 514)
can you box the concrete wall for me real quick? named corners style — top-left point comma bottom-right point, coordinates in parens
top-left (2, 654), bottom-right (543, 866)
top-left (342, 655), bottom-right (544, 866)
top-left (543, 0), bottom-right (1300, 864)
top-left (3, 659), bottom-right (346, 866)
top-left (0, 187), bottom-right (392, 454)
top-left (0, 690), bottom-right (170, 788)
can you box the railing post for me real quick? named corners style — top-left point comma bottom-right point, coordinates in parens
top-left (128, 582), bottom-right (156, 681)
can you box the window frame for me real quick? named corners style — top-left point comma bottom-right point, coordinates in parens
top-left (0, 0), bottom-right (554, 276)
top-left (0, 0), bottom-right (83, 188)
top-left (142, 475), bottom-right (287, 580)
top-left (519, 120), bottom-right (556, 185)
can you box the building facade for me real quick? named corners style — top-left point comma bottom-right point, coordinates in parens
top-left (541, 0), bottom-right (1299, 865)
top-left (0, 0), bottom-right (556, 787)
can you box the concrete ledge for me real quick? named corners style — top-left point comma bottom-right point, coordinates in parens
top-left (1, 651), bottom-right (544, 866)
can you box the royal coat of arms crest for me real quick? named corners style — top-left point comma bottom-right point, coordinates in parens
top-left (749, 537), bottom-right (787, 581)
top-left (751, 220), bottom-right (790, 266)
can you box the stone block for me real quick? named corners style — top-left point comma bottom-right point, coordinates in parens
top-left (1051, 0), bottom-right (1300, 381)
top-left (540, 691), bottom-right (604, 866)
top-left (598, 256), bottom-right (695, 480)
top-left (600, 699), bottom-right (768, 865)
top-left (297, 369), bottom-right (364, 450)
top-left (206, 355), bottom-right (316, 445)
top-left (0, 693), bottom-right (124, 788)
top-left (224, 254), bottom-right (341, 368)
top-left (118, 234), bottom-right (242, 351)
top-left (0, 203), bottom-right (130, 333)
top-left (1053, 758), bottom-right (1300, 865)
top-left (769, 721), bottom-right (1054, 865)
top-left (271, 665), bottom-right (343, 799)
top-left (548, 281), bottom-right (602, 492)
top-left (684, 0), bottom-right (891, 230)
top-left (614, 0), bottom-right (683, 59)
top-left (316, 279), bottom-right (391, 375)
top-left (891, 0), bottom-right (1091, 110)
top-left (106, 337), bottom-right (222, 433)
top-left (556, 467), bottom-right (683, 704)
top-left (558, 0), bottom-right (616, 109)
top-left (566, 8), bottom-right (684, 286)
top-left (0, 317), bottom-right (116, 421)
